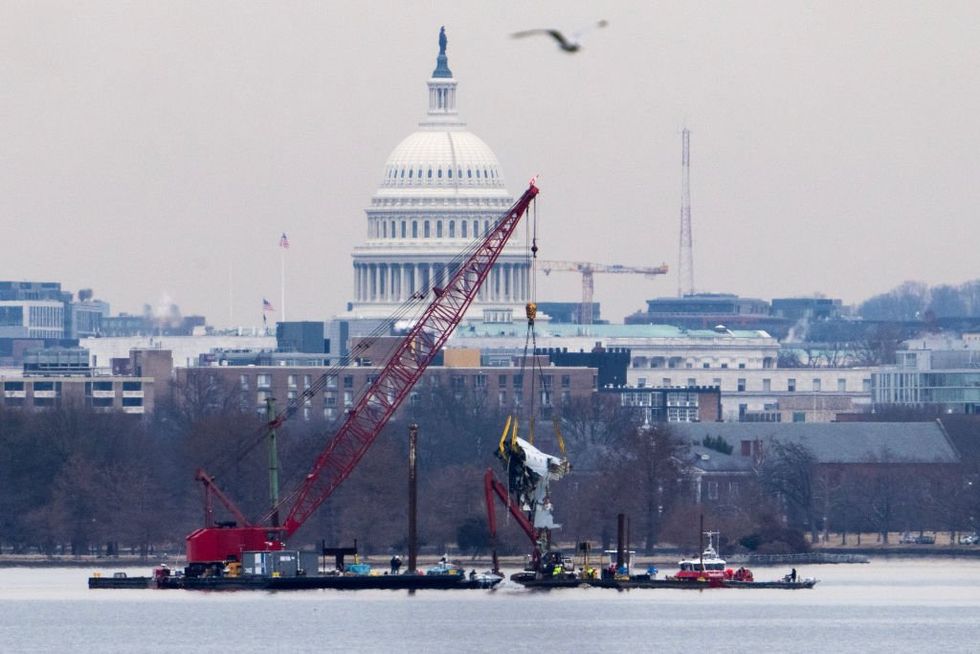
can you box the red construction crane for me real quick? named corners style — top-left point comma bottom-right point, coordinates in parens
top-left (185, 180), bottom-right (540, 574)
top-left (540, 260), bottom-right (668, 325)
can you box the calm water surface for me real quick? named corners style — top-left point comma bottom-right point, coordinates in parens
top-left (1, 559), bottom-right (978, 653)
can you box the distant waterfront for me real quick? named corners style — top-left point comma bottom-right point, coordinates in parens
top-left (2, 559), bottom-right (979, 653)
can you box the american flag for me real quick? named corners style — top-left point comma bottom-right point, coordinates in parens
top-left (262, 298), bottom-right (274, 312)
top-left (279, 232), bottom-right (290, 249)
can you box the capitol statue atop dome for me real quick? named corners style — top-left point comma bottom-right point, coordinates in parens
top-left (439, 26), bottom-right (447, 55)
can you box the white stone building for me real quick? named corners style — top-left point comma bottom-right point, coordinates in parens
top-left (346, 28), bottom-right (532, 323)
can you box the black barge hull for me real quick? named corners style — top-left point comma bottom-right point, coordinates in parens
top-left (90, 574), bottom-right (501, 591)
top-left (511, 574), bottom-right (817, 590)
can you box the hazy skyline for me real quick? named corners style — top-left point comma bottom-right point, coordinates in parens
top-left (3, 2), bottom-right (978, 326)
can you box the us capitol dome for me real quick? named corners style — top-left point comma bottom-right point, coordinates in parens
top-left (347, 28), bottom-right (532, 323)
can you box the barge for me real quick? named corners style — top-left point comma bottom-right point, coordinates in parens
top-left (89, 549), bottom-right (502, 591)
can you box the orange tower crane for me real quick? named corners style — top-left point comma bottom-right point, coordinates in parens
top-left (539, 260), bottom-right (669, 325)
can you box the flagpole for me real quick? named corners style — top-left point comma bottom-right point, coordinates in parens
top-left (229, 260), bottom-right (234, 327)
top-left (280, 247), bottom-right (286, 323)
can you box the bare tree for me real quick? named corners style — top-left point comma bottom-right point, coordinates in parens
top-left (757, 440), bottom-right (819, 540)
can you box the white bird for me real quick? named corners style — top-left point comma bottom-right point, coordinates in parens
top-left (511, 20), bottom-right (608, 53)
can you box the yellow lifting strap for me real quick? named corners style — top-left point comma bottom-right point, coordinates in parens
top-left (551, 414), bottom-right (567, 459)
top-left (497, 415), bottom-right (512, 456)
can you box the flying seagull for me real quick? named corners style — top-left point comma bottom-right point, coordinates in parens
top-left (511, 20), bottom-right (608, 53)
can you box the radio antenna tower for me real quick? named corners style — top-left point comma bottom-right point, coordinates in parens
top-left (678, 128), bottom-right (694, 297)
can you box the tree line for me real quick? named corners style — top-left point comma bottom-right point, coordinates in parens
top-left (1, 378), bottom-right (976, 560)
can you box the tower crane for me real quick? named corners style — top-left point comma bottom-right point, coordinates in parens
top-left (184, 180), bottom-right (540, 575)
top-left (539, 260), bottom-right (668, 325)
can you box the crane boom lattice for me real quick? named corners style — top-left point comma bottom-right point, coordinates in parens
top-left (279, 182), bottom-right (540, 536)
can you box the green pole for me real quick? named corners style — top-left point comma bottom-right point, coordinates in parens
top-left (266, 397), bottom-right (280, 528)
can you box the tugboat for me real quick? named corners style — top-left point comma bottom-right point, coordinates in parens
top-left (669, 530), bottom-right (731, 586)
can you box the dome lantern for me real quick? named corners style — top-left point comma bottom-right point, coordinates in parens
top-left (424, 27), bottom-right (459, 126)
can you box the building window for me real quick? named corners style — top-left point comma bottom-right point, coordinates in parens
top-left (424, 221), bottom-right (430, 238)
top-left (498, 374), bottom-right (507, 387)
top-left (737, 378), bottom-right (746, 392)
top-left (637, 377), bottom-right (647, 388)
top-left (662, 378), bottom-right (671, 386)
top-left (239, 375), bottom-right (249, 390)
top-left (762, 378), bottom-right (771, 392)
top-left (793, 412), bottom-right (806, 423)
top-left (475, 374), bottom-right (487, 389)
top-left (343, 375), bottom-right (353, 389)
top-left (729, 481), bottom-right (740, 498)
top-left (449, 221), bottom-right (455, 237)
top-left (863, 379), bottom-right (871, 392)
top-left (325, 392), bottom-right (337, 406)
top-left (703, 363), bottom-right (710, 369)
top-left (738, 363), bottom-right (746, 369)
top-left (462, 221), bottom-right (468, 238)
top-left (401, 221), bottom-right (406, 238)
top-left (707, 481), bottom-right (719, 501)
top-left (838, 378), bottom-right (847, 392)
top-left (787, 378), bottom-right (796, 392)
top-left (561, 375), bottom-right (570, 389)
top-left (327, 375), bottom-right (337, 389)
top-left (324, 407), bottom-right (336, 420)
top-left (436, 221), bottom-right (443, 238)
top-left (687, 378), bottom-right (697, 387)
top-left (741, 440), bottom-right (752, 456)
top-left (812, 378), bottom-right (821, 392)
top-left (288, 375), bottom-right (297, 389)
top-left (561, 390), bottom-right (570, 405)
top-left (257, 374), bottom-right (271, 389)
top-left (721, 363), bottom-right (729, 369)
top-left (412, 221), bottom-right (418, 238)
top-left (498, 390), bottom-right (507, 407)
top-left (343, 391), bottom-right (353, 407)
top-left (513, 374), bottom-right (523, 390)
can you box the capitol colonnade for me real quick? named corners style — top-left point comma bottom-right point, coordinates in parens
top-left (353, 261), bottom-right (530, 304)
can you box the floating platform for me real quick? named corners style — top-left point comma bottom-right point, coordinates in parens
top-left (89, 571), bottom-right (502, 591)
top-left (511, 572), bottom-right (817, 590)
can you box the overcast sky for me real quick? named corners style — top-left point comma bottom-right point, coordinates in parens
top-left (3, 1), bottom-right (978, 326)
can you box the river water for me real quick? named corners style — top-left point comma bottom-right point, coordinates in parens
top-left (1, 559), bottom-right (978, 653)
